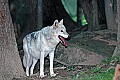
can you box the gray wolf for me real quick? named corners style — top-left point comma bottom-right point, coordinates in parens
top-left (23, 19), bottom-right (69, 78)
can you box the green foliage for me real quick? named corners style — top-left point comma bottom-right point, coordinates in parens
top-left (71, 16), bottom-right (77, 22)
top-left (67, 65), bottom-right (75, 71)
top-left (68, 57), bottom-right (119, 80)
top-left (61, 0), bottom-right (77, 22)
top-left (91, 67), bottom-right (101, 73)
top-left (61, 0), bottom-right (87, 25)
top-left (81, 11), bottom-right (88, 26)
top-left (71, 11), bottom-right (88, 26)
top-left (101, 56), bottom-right (120, 65)
top-left (75, 67), bottom-right (114, 80)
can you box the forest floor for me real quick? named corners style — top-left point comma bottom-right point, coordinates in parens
top-left (13, 58), bottom-right (117, 80)
top-left (13, 30), bottom-right (118, 80)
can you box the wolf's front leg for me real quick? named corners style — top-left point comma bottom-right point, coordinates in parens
top-left (49, 51), bottom-right (56, 77)
top-left (40, 53), bottom-right (45, 78)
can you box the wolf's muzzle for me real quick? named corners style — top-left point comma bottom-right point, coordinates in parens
top-left (66, 35), bottom-right (71, 40)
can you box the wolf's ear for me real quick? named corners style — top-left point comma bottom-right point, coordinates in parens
top-left (53, 20), bottom-right (59, 28)
top-left (59, 19), bottom-right (63, 24)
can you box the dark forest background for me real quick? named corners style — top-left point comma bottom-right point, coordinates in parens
top-left (1, 0), bottom-right (120, 80)
top-left (9, 0), bottom-right (117, 46)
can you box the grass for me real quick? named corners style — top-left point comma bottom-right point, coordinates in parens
top-left (69, 57), bottom-right (120, 80)
top-left (78, 68), bottom-right (114, 80)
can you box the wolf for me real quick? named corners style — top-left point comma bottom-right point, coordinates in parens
top-left (23, 19), bottom-right (69, 78)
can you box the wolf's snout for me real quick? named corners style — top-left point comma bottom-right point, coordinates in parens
top-left (66, 35), bottom-right (71, 40)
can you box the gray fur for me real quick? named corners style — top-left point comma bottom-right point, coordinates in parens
top-left (23, 19), bottom-right (69, 78)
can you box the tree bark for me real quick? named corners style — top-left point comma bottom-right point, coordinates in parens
top-left (79, 0), bottom-right (100, 31)
top-left (97, 0), bottom-right (107, 29)
top-left (104, 0), bottom-right (117, 31)
top-left (112, 0), bottom-right (120, 57)
top-left (43, 0), bottom-right (58, 27)
top-left (92, 0), bottom-right (99, 30)
top-left (77, 0), bottom-right (83, 30)
top-left (113, 64), bottom-right (120, 80)
top-left (24, 0), bottom-right (38, 34)
top-left (16, 0), bottom-right (38, 45)
top-left (0, 0), bottom-right (25, 80)
top-left (79, 0), bottom-right (93, 31)
top-left (37, 0), bottom-right (43, 30)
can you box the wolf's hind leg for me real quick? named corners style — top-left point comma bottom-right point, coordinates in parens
top-left (26, 54), bottom-right (32, 76)
top-left (30, 58), bottom-right (38, 75)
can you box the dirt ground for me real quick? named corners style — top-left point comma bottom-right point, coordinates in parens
top-left (13, 59), bottom-right (96, 80)
top-left (13, 30), bottom-right (117, 80)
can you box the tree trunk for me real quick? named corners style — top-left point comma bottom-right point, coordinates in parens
top-left (37, 0), bottom-right (43, 30)
top-left (25, 0), bottom-right (38, 32)
top-left (80, 0), bottom-right (100, 31)
top-left (0, 0), bottom-right (25, 80)
top-left (17, 0), bottom-right (38, 45)
top-left (97, 0), bottom-right (107, 29)
top-left (43, 0), bottom-right (58, 27)
top-left (104, 0), bottom-right (117, 31)
top-left (77, 0), bottom-right (83, 30)
top-left (92, 0), bottom-right (99, 30)
top-left (79, 0), bottom-right (93, 31)
top-left (112, 0), bottom-right (120, 57)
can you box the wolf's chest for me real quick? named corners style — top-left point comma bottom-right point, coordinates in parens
top-left (30, 46), bottom-right (55, 59)
top-left (44, 49), bottom-right (54, 57)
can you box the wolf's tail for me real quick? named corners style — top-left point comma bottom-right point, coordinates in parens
top-left (23, 55), bottom-right (26, 68)
top-left (23, 53), bottom-right (33, 68)
top-left (22, 37), bottom-right (33, 68)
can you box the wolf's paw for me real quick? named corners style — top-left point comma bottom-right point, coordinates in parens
top-left (30, 73), bottom-right (35, 76)
top-left (30, 71), bottom-right (33, 75)
top-left (50, 73), bottom-right (57, 77)
top-left (40, 74), bottom-right (47, 78)
top-left (26, 72), bottom-right (30, 77)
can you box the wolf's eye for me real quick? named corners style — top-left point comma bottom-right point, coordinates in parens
top-left (61, 30), bottom-right (63, 32)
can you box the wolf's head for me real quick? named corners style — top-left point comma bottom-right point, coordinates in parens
top-left (52, 19), bottom-right (70, 47)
